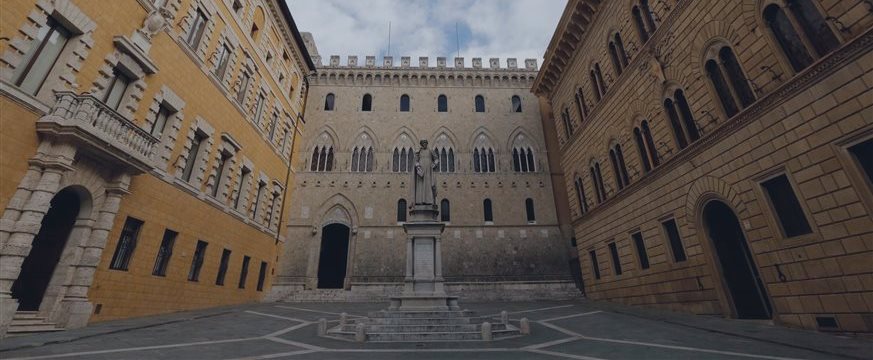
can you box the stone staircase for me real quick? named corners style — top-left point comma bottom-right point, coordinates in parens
top-left (7, 311), bottom-right (64, 335)
top-left (279, 289), bottom-right (351, 302)
top-left (324, 309), bottom-right (524, 342)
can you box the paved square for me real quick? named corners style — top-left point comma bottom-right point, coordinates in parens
top-left (0, 300), bottom-right (869, 359)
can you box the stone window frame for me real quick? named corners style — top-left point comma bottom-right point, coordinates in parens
top-left (607, 241), bottom-right (623, 276)
top-left (0, 0), bottom-right (96, 105)
top-left (230, 157), bottom-right (255, 214)
top-left (144, 87), bottom-right (186, 174)
top-left (90, 43), bottom-right (157, 119)
top-left (662, 83), bottom-right (701, 151)
top-left (399, 93), bottom-right (412, 112)
top-left (607, 29), bottom-right (630, 76)
top-left (233, 53), bottom-right (256, 107)
top-left (250, 172), bottom-right (270, 223)
top-left (589, 158), bottom-right (608, 204)
top-left (587, 247), bottom-right (602, 280)
top-left (179, 0), bottom-right (218, 61)
top-left (700, 40), bottom-right (757, 120)
top-left (209, 31), bottom-right (240, 89)
top-left (832, 128), bottom-right (873, 217)
top-left (573, 173), bottom-right (589, 216)
top-left (758, 0), bottom-right (843, 75)
top-left (629, 229), bottom-right (651, 271)
top-left (266, 180), bottom-right (284, 232)
top-left (205, 133), bottom-right (242, 202)
top-left (174, 116), bottom-right (216, 191)
top-left (607, 139), bottom-right (631, 191)
top-left (751, 167), bottom-right (819, 245)
top-left (657, 215), bottom-right (689, 264)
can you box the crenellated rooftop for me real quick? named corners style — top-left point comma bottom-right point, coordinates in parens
top-left (311, 55), bottom-right (538, 72)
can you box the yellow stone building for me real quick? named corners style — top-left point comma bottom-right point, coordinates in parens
top-left (0, 0), bottom-right (314, 336)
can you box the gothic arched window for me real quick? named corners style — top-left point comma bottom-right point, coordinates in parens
top-left (324, 93), bottom-right (335, 111)
top-left (664, 88), bottom-right (699, 150)
top-left (475, 95), bottom-right (485, 112)
top-left (437, 94), bottom-right (448, 112)
top-left (361, 93), bottom-right (372, 111)
top-left (400, 94), bottom-right (410, 112)
top-left (609, 143), bottom-right (630, 190)
top-left (511, 95), bottom-right (522, 112)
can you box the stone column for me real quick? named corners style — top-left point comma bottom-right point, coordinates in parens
top-left (0, 166), bottom-right (43, 248)
top-left (433, 234), bottom-right (445, 294)
top-left (56, 175), bottom-right (129, 329)
top-left (404, 235), bottom-right (414, 294)
top-left (0, 166), bottom-right (64, 338)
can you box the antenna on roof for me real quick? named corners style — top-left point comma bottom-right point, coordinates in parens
top-left (387, 21), bottom-right (391, 57)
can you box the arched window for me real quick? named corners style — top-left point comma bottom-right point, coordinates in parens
top-left (512, 135), bottom-right (536, 173)
top-left (439, 148), bottom-right (448, 172)
top-left (525, 198), bottom-right (536, 222)
top-left (473, 148), bottom-right (481, 172)
top-left (574, 176), bottom-right (589, 214)
top-left (361, 93), bottom-right (372, 111)
top-left (766, 0), bottom-right (838, 72)
top-left (366, 148), bottom-right (374, 171)
top-left (632, 5), bottom-right (650, 44)
top-left (392, 148), bottom-right (400, 172)
top-left (487, 149), bottom-right (496, 172)
top-left (590, 162), bottom-right (607, 203)
top-left (474, 95), bottom-right (485, 112)
top-left (664, 88), bottom-right (699, 150)
top-left (437, 94), bottom-right (448, 112)
top-left (561, 108), bottom-right (574, 139)
top-left (324, 93), bottom-right (335, 111)
top-left (310, 132), bottom-right (335, 172)
top-left (483, 199), bottom-right (493, 222)
top-left (448, 148), bottom-right (455, 172)
top-left (511, 95), bottom-right (523, 112)
top-left (633, 120), bottom-right (659, 174)
top-left (705, 45), bottom-right (755, 118)
top-left (575, 88), bottom-right (588, 122)
top-left (351, 146), bottom-right (374, 172)
top-left (590, 64), bottom-right (606, 101)
top-left (608, 33), bottom-right (629, 75)
top-left (400, 94), bottom-right (410, 112)
top-left (609, 144), bottom-right (630, 190)
top-left (397, 199), bottom-right (407, 222)
top-left (440, 199), bottom-right (450, 222)
top-left (473, 147), bottom-right (496, 173)
top-left (393, 147), bottom-right (414, 172)
top-left (589, 70), bottom-right (601, 102)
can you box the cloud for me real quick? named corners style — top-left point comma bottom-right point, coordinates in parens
top-left (287, 0), bottom-right (566, 68)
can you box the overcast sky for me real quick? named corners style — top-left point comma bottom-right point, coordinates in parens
top-left (287, 0), bottom-right (566, 68)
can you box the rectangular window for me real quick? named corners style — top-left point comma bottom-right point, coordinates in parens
top-left (14, 19), bottom-right (71, 96)
top-left (188, 240), bottom-right (208, 281)
top-left (186, 9), bottom-right (208, 49)
top-left (214, 44), bottom-right (231, 80)
top-left (252, 181), bottom-right (266, 220)
top-left (103, 68), bottom-right (133, 111)
top-left (269, 113), bottom-right (279, 140)
top-left (233, 167), bottom-right (251, 209)
top-left (151, 229), bottom-right (177, 276)
top-left (588, 250), bottom-right (601, 280)
top-left (761, 175), bottom-right (812, 238)
top-left (608, 242), bottom-right (622, 275)
top-left (151, 105), bottom-right (172, 137)
top-left (662, 219), bottom-right (687, 262)
top-left (215, 249), bottom-right (231, 286)
top-left (238, 255), bottom-right (250, 289)
top-left (236, 73), bottom-right (250, 104)
top-left (253, 94), bottom-right (266, 126)
top-left (256, 261), bottom-right (267, 291)
top-left (181, 132), bottom-right (206, 182)
top-left (109, 217), bottom-right (144, 270)
top-left (211, 152), bottom-right (232, 198)
top-left (848, 138), bottom-right (873, 188)
top-left (631, 232), bottom-right (650, 270)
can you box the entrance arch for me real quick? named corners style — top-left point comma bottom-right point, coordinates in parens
top-left (702, 200), bottom-right (772, 319)
top-left (11, 187), bottom-right (86, 311)
top-left (317, 223), bottom-right (350, 289)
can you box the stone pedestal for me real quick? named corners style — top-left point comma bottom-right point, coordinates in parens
top-left (389, 204), bottom-right (458, 311)
top-left (0, 297), bottom-right (19, 339)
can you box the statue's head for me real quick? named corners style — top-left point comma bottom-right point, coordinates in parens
top-left (420, 139), bottom-right (428, 148)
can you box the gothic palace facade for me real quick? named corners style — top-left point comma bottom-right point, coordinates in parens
top-left (534, 0), bottom-right (873, 333)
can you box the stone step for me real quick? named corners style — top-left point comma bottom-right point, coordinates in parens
top-left (338, 323), bottom-right (509, 333)
top-left (359, 317), bottom-right (473, 325)
top-left (9, 318), bottom-right (53, 326)
top-left (12, 311), bottom-right (40, 319)
top-left (367, 310), bottom-right (475, 318)
top-left (7, 323), bottom-right (64, 334)
top-left (328, 328), bottom-right (520, 342)
top-left (280, 290), bottom-right (350, 302)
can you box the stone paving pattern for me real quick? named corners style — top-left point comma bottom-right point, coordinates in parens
top-left (0, 300), bottom-right (870, 360)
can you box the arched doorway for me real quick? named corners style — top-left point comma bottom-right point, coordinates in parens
top-left (11, 187), bottom-right (82, 311)
top-left (317, 223), bottom-right (350, 289)
top-left (702, 200), bottom-right (772, 319)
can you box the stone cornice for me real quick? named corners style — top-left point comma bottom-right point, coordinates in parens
top-left (570, 27), bottom-right (873, 227)
top-left (311, 65), bottom-right (538, 88)
top-left (532, 0), bottom-right (603, 96)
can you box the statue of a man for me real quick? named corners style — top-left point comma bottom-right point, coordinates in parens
top-left (413, 139), bottom-right (438, 205)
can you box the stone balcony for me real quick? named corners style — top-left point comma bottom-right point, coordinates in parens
top-left (36, 92), bottom-right (158, 174)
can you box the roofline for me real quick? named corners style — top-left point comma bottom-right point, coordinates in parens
top-left (276, 0), bottom-right (316, 72)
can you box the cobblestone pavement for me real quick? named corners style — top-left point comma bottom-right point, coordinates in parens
top-left (1, 300), bottom-right (870, 359)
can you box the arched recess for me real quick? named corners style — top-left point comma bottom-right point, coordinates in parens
top-left (692, 21), bottom-right (742, 81)
top-left (307, 194), bottom-right (359, 290)
top-left (430, 127), bottom-right (460, 150)
top-left (685, 176), bottom-right (773, 319)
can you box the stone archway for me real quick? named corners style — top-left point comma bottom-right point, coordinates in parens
top-left (316, 223), bottom-right (351, 289)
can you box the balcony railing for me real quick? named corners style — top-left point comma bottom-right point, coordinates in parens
top-left (36, 91), bottom-right (159, 173)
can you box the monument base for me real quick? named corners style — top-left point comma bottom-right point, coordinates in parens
top-left (388, 295), bottom-right (460, 311)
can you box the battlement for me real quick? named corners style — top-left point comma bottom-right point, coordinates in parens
top-left (311, 55), bottom-right (538, 71)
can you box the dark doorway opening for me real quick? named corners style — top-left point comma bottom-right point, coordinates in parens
top-left (317, 224), bottom-right (350, 289)
top-left (12, 187), bottom-right (81, 311)
top-left (703, 200), bottom-right (772, 319)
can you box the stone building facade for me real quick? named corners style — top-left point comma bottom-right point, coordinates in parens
top-left (269, 47), bottom-right (578, 301)
top-left (534, 0), bottom-right (873, 332)
top-left (0, 0), bottom-right (313, 336)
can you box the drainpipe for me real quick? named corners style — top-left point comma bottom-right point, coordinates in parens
top-left (275, 72), bottom-right (313, 246)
